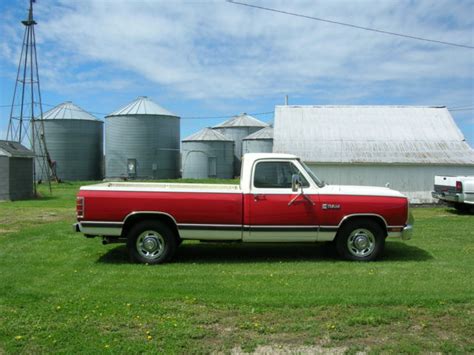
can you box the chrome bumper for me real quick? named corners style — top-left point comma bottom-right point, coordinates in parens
top-left (432, 191), bottom-right (460, 203)
top-left (401, 211), bottom-right (414, 240)
top-left (73, 221), bottom-right (122, 237)
top-left (388, 211), bottom-right (413, 240)
top-left (73, 223), bottom-right (80, 233)
top-left (401, 223), bottom-right (413, 240)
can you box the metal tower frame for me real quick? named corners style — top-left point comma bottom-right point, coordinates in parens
top-left (6, 0), bottom-right (52, 195)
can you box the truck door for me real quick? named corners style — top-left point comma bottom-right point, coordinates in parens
top-left (244, 160), bottom-right (319, 242)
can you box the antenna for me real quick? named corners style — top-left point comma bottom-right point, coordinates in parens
top-left (6, 0), bottom-right (52, 195)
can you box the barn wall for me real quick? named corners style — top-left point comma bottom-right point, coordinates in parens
top-left (307, 163), bottom-right (474, 203)
top-left (9, 158), bottom-right (33, 200)
top-left (0, 157), bottom-right (10, 200)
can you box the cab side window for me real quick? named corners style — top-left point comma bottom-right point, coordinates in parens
top-left (254, 161), bottom-right (309, 188)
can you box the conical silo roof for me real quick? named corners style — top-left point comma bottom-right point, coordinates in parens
top-left (213, 113), bottom-right (268, 128)
top-left (183, 127), bottom-right (233, 142)
top-left (42, 101), bottom-right (99, 120)
top-left (243, 127), bottom-right (274, 140)
top-left (106, 96), bottom-right (178, 117)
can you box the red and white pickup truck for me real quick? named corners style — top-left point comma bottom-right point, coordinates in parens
top-left (74, 153), bottom-right (413, 263)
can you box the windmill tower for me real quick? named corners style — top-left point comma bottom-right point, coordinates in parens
top-left (6, 0), bottom-right (52, 194)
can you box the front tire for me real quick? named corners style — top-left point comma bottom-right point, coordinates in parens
top-left (336, 219), bottom-right (385, 261)
top-left (126, 221), bottom-right (177, 264)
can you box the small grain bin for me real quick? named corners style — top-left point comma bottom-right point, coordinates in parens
top-left (213, 113), bottom-right (268, 176)
top-left (242, 126), bottom-right (274, 154)
top-left (105, 96), bottom-right (180, 179)
top-left (182, 128), bottom-right (234, 179)
top-left (37, 102), bottom-right (103, 181)
top-left (0, 140), bottom-right (34, 200)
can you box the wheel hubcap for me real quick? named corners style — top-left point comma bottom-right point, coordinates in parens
top-left (136, 230), bottom-right (165, 260)
top-left (143, 237), bottom-right (158, 252)
top-left (347, 228), bottom-right (376, 257)
top-left (354, 235), bottom-right (369, 250)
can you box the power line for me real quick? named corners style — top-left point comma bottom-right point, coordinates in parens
top-left (226, 0), bottom-right (474, 49)
top-left (448, 108), bottom-right (474, 112)
top-left (1, 101), bottom-right (274, 120)
top-left (448, 104), bottom-right (474, 110)
top-left (182, 111), bottom-right (273, 119)
top-left (41, 102), bottom-right (108, 116)
top-left (3, 101), bottom-right (472, 115)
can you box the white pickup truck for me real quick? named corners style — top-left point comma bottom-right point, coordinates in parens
top-left (432, 176), bottom-right (474, 212)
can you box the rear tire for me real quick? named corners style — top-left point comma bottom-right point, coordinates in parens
top-left (454, 203), bottom-right (472, 213)
top-left (126, 220), bottom-right (177, 264)
top-left (336, 219), bottom-right (385, 261)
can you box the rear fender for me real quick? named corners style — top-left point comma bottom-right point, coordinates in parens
top-left (122, 211), bottom-right (180, 240)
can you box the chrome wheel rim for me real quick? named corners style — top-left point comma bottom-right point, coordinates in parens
top-left (347, 228), bottom-right (375, 257)
top-left (136, 230), bottom-right (165, 260)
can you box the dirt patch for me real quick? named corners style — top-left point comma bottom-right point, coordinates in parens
top-left (0, 228), bottom-right (17, 236)
top-left (0, 209), bottom-right (73, 236)
top-left (228, 345), bottom-right (349, 355)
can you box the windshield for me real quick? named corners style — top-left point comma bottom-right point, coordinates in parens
top-left (299, 160), bottom-right (325, 188)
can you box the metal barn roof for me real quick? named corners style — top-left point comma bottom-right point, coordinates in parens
top-left (0, 140), bottom-right (35, 158)
top-left (243, 127), bottom-right (274, 140)
top-left (183, 128), bottom-right (233, 142)
top-left (273, 105), bottom-right (474, 165)
top-left (42, 102), bottom-right (99, 121)
top-left (213, 113), bottom-right (268, 128)
top-left (107, 96), bottom-right (178, 117)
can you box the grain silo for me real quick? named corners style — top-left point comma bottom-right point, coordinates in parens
top-left (182, 128), bottom-right (234, 179)
top-left (213, 113), bottom-right (268, 176)
top-left (242, 126), bottom-right (274, 154)
top-left (37, 102), bottom-right (103, 181)
top-left (0, 140), bottom-right (34, 200)
top-left (105, 96), bottom-right (180, 179)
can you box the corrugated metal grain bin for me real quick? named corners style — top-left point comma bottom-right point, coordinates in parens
top-left (0, 140), bottom-right (34, 200)
top-left (242, 126), bottom-right (273, 154)
top-left (182, 128), bottom-right (234, 179)
top-left (213, 113), bottom-right (267, 176)
top-left (105, 96), bottom-right (180, 179)
top-left (36, 102), bottom-right (103, 181)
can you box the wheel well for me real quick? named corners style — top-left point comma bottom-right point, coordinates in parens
top-left (338, 215), bottom-right (387, 237)
top-left (122, 213), bottom-right (180, 240)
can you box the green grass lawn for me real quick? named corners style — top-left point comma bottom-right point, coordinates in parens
top-left (0, 182), bottom-right (473, 353)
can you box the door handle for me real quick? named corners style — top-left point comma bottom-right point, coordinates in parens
top-left (253, 194), bottom-right (266, 202)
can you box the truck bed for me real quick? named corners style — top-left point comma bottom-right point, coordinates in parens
top-left (81, 182), bottom-right (241, 193)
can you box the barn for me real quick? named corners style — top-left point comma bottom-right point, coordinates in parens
top-left (273, 105), bottom-right (474, 203)
top-left (0, 140), bottom-right (34, 201)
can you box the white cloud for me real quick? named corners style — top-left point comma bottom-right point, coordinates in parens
top-left (1, 0), bottom-right (473, 102)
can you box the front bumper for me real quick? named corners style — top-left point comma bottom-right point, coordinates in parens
top-left (401, 224), bottom-right (413, 240)
top-left (401, 211), bottom-right (414, 240)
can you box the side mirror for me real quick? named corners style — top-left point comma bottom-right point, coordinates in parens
top-left (291, 174), bottom-right (302, 192)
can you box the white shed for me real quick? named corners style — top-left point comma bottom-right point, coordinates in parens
top-left (273, 105), bottom-right (474, 203)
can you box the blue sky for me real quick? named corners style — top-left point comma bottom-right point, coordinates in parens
top-left (1, 0), bottom-right (473, 145)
